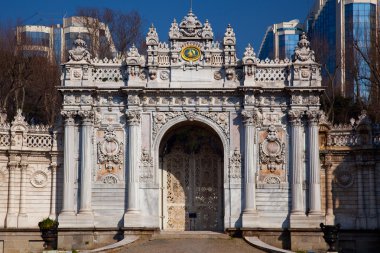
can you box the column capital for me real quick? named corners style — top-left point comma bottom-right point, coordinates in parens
top-left (306, 110), bottom-right (322, 126)
top-left (61, 110), bottom-right (76, 125)
top-left (288, 109), bottom-right (303, 126)
top-left (241, 109), bottom-right (261, 126)
top-left (78, 110), bottom-right (94, 124)
top-left (126, 110), bottom-right (141, 126)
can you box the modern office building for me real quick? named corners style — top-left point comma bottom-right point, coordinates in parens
top-left (307, 0), bottom-right (378, 100)
top-left (258, 19), bottom-right (304, 60)
top-left (16, 16), bottom-right (116, 64)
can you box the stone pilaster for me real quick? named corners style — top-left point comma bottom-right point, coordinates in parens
top-left (324, 155), bottom-right (335, 225)
top-left (356, 164), bottom-right (366, 229)
top-left (124, 110), bottom-right (142, 227)
top-left (367, 164), bottom-right (377, 229)
top-left (17, 156), bottom-right (28, 227)
top-left (5, 159), bottom-right (18, 228)
top-left (49, 161), bottom-right (58, 219)
top-left (241, 109), bottom-right (260, 227)
top-left (59, 111), bottom-right (76, 223)
top-left (306, 110), bottom-right (322, 215)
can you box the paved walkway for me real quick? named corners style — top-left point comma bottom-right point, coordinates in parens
top-left (111, 238), bottom-right (266, 253)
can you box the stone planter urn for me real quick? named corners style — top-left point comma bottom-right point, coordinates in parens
top-left (38, 218), bottom-right (59, 250)
top-left (320, 223), bottom-right (340, 252)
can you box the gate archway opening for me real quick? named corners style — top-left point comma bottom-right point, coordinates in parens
top-left (159, 122), bottom-right (224, 231)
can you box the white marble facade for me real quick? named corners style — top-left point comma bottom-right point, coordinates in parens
top-left (0, 11), bottom-right (325, 231)
top-left (57, 10), bottom-right (324, 230)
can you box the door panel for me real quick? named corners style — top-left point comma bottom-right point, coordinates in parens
top-left (163, 144), bottom-right (223, 231)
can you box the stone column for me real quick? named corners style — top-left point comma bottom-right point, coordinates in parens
top-left (49, 161), bottom-right (58, 219)
top-left (60, 111), bottom-right (76, 216)
top-left (17, 156), bottom-right (28, 226)
top-left (241, 109), bottom-right (260, 227)
top-left (289, 110), bottom-right (304, 215)
top-left (324, 156), bottom-right (335, 225)
top-left (5, 159), bottom-right (18, 228)
top-left (78, 111), bottom-right (94, 215)
top-left (124, 110), bottom-right (141, 226)
top-left (306, 110), bottom-right (322, 215)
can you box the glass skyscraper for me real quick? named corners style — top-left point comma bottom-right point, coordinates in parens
top-left (258, 20), bottom-right (304, 60)
top-left (17, 16), bottom-right (116, 64)
top-left (307, 0), bottom-right (378, 101)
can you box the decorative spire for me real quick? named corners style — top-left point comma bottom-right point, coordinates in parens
top-left (293, 32), bottom-right (315, 62)
top-left (242, 44), bottom-right (256, 64)
top-left (223, 24), bottom-right (236, 46)
top-left (68, 35), bottom-right (91, 62)
top-left (146, 23), bottom-right (159, 46)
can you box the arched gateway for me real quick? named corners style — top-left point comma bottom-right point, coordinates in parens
top-left (159, 122), bottom-right (224, 231)
top-left (58, 8), bottom-right (324, 250)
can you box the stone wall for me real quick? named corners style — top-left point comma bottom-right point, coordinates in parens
top-left (0, 110), bottom-right (62, 230)
top-left (319, 111), bottom-right (380, 230)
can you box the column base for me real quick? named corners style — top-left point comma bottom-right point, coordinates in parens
top-left (5, 213), bottom-right (18, 228)
top-left (242, 211), bottom-right (260, 228)
top-left (76, 212), bottom-right (94, 227)
top-left (124, 211), bottom-right (142, 227)
top-left (58, 211), bottom-right (94, 228)
top-left (17, 213), bottom-right (28, 228)
top-left (290, 213), bottom-right (324, 228)
top-left (325, 214), bottom-right (335, 225)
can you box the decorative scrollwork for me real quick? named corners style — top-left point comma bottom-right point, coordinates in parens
top-left (259, 125), bottom-right (285, 173)
top-left (152, 111), bottom-right (229, 140)
top-left (97, 126), bottom-right (123, 171)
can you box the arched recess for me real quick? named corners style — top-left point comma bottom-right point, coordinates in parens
top-left (152, 114), bottom-right (230, 231)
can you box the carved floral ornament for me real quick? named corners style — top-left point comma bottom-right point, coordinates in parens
top-left (97, 126), bottom-right (123, 171)
top-left (30, 168), bottom-right (50, 188)
top-left (259, 125), bottom-right (285, 173)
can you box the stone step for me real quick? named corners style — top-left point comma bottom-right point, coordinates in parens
top-left (152, 231), bottom-right (231, 239)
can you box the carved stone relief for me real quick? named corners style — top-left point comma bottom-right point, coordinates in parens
top-left (334, 166), bottom-right (354, 188)
top-left (258, 125), bottom-right (286, 185)
top-left (229, 148), bottom-right (242, 184)
top-left (101, 174), bottom-right (119, 184)
top-left (152, 111), bottom-right (229, 140)
top-left (140, 149), bottom-right (153, 184)
top-left (30, 168), bottom-right (50, 188)
top-left (96, 126), bottom-right (124, 182)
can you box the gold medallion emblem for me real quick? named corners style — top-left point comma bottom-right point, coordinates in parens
top-left (181, 45), bottom-right (201, 62)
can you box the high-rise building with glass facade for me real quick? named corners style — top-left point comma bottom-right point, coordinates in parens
top-left (307, 0), bottom-right (378, 100)
top-left (258, 20), bottom-right (304, 60)
top-left (17, 16), bottom-right (116, 64)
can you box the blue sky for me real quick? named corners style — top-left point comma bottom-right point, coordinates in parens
top-left (1, 0), bottom-right (314, 55)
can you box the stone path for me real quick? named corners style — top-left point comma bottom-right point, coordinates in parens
top-left (110, 237), bottom-right (266, 253)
